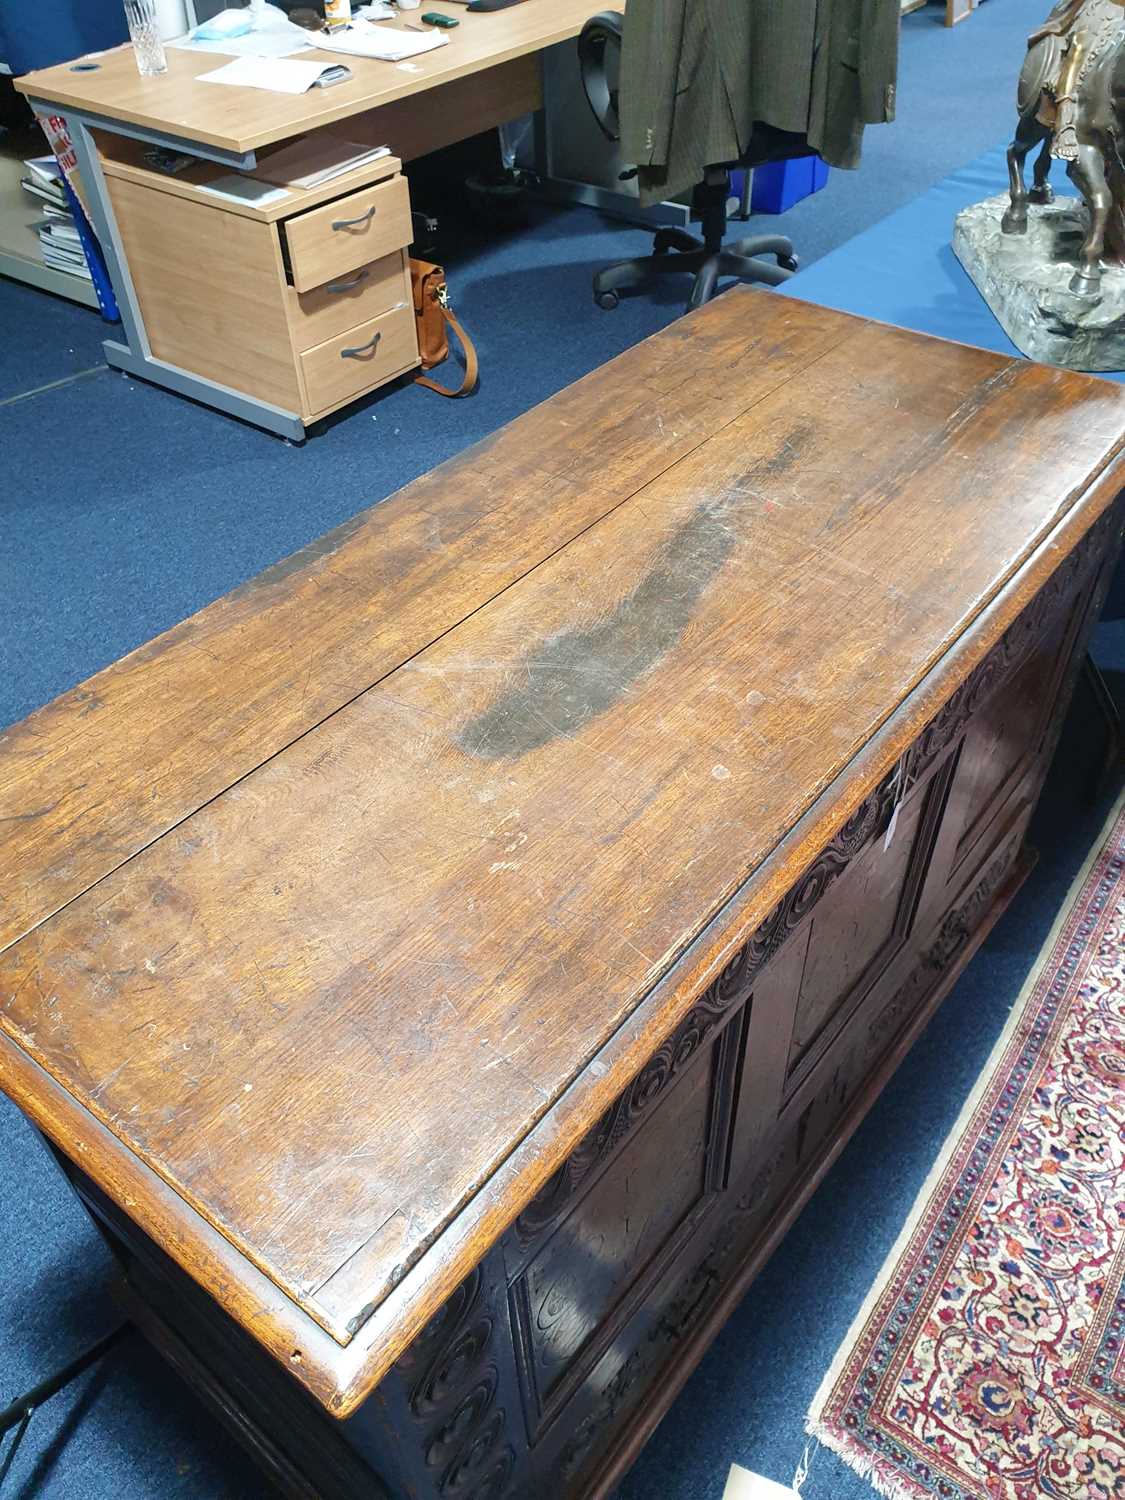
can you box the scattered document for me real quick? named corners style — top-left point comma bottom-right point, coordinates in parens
top-left (254, 135), bottom-right (390, 189)
top-left (314, 19), bottom-right (448, 60)
top-left (195, 173), bottom-right (292, 206)
top-left (198, 55), bottom-right (349, 92)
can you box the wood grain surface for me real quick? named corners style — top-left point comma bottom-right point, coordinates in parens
top-left (3, 291), bottom-right (1125, 1418)
top-left (15, 0), bottom-right (603, 156)
top-left (0, 294), bottom-right (849, 956)
top-left (104, 172), bottom-right (302, 410)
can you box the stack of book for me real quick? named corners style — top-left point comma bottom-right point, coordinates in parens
top-left (21, 154), bottom-right (93, 283)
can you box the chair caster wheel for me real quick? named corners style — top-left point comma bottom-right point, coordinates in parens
top-left (778, 253), bottom-right (799, 272)
top-left (595, 290), bottom-right (620, 310)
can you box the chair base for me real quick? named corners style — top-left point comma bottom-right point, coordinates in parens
top-left (593, 228), bottom-right (798, 311)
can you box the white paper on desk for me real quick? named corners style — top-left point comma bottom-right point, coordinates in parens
top-left (197, 56), bottom-right (339, 92)
top-left (314, 19), bottom-right (448, 60)
top-left (195, 173), bottom-right (291, 205)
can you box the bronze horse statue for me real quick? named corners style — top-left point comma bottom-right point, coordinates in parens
top-left (1003, 0), bottom-right (1125, 296)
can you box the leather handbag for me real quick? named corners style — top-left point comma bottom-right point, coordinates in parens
top-left (410, 258), bottom-right (479, 398)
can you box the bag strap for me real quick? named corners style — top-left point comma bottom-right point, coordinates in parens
top-left (415, 298), bottom-right (479, 398)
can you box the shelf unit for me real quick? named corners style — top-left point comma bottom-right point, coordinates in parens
top-left (0, 131), bottom-right (99, 308)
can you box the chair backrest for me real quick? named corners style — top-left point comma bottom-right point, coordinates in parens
top-left (0, 0), bottom-right (127, 74)
top-left (577, 11), bottom-right (623, 142)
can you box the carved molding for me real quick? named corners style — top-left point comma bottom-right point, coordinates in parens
top-left (402, 1267), bottom-right (516, 1500)
top-left (517, 503), bottom-right (1120, 1253)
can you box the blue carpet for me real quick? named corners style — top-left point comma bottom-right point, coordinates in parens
top-left (0, 275), bottom-right (107, 403)
top-left (2, 1), bottom-right (1124, 1496)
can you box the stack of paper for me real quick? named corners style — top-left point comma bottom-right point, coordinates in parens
top-left (38, 216), bottom-right (91, 281)
top-left (254, 135), bottom-right (391, 189)
top-left (20, 155), bottom-right (93, 283)
top-left (313, 19), bottom-right (448, 61)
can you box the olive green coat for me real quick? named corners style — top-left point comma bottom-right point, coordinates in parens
top-left (619, 0), bottom-right (900, 206)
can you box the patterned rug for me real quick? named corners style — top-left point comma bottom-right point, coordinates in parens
top-left (808, 790), bottom-right (1125, 1500)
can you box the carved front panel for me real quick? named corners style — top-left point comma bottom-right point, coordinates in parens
top-left (516, 1061), bottom-right (712, 1420)
top-left (947, 603), bottom-right (1078, 878)
top-left (784, 787), bottom-right (930, 1079)
top-left (509, 1007), bottom-right (745, 1436)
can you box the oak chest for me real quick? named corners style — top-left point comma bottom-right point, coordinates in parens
top-left (1, 290), bottom-right (1123, 1499)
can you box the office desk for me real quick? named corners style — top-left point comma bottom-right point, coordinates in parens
top-left (15, 0), bottom-right (608, 438)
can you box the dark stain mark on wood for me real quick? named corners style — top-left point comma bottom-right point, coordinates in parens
top-left (458, 497), bottom-right (744, 761)
top-left (0, 803), bottom-right (61, 826)
top-left (735, 422), bottom-right (814, 485)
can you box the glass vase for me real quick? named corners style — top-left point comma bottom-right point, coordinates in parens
top-left (123, 0), bottom-right (168, 77)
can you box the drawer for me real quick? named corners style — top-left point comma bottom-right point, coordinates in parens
top-left (282, 174), bottom-right (412, 294)
top-left (300, 302), bottom-right (419, 417)
top-left (288, 250), bottom-right (411, 354)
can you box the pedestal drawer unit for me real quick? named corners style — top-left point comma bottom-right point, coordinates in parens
top-left (2, 290), bottom-right (1123, 1500)
top-left (98, 136), bottom-right (420, 429)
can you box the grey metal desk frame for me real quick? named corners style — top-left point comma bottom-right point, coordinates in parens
top-left (27, 99), bottom-right (308, 440)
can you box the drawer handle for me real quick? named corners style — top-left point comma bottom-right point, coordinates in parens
top-left (326, 268), bottom-right (369, 294)
top-left (332, 205), bottom-right (377, 232)
top-left (341, 331), bottom-right (382, 360)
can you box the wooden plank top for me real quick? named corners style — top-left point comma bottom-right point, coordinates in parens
top-left (3, 291), bottom-right (1125, 1417)
top-left (15, 0), bottom-right (601, 156)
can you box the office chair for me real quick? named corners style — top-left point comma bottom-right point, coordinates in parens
top-left (578, 11), bottom-right (798, 311)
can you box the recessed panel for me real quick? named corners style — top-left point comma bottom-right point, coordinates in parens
top-left (787, 792), bottom-right (927, 1074)
top-left (950, 612), bottom-right (1073, 872)
top-left (516, 1055), bottom-right (716, 1416)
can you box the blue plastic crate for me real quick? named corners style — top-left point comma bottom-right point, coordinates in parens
top-left (751, 156), bottom-right (830, 214)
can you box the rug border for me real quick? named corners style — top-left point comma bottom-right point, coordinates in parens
top-left (805, 783), bottom-right (1125, 1499)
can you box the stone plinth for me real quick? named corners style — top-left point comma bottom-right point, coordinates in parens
top-left (953, 192), bottom-right (1125, 372)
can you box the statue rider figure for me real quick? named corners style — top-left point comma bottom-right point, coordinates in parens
top-left (1029, 0), bottom-right (1125, 160)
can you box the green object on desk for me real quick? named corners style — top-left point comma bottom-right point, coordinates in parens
top-left (421, 13), bottom-right (460, 25)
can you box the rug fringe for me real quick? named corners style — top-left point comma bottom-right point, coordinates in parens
top-left (804, 1418), bottom-right (932, 1500)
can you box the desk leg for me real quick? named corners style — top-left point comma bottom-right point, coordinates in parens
top-left (38, 107), bottom-right (306, 442)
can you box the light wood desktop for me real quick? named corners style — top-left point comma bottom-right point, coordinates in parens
top-left (15, 0), bottom-right (612, 438)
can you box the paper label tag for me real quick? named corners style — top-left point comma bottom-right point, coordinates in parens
top-left (884, 799), bottom-right (901, 852)
top-left (723, 1466), bottom-right (800, 1499)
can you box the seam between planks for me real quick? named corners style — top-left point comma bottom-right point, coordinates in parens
top-left (0, 316), bottom-right (867, 963)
